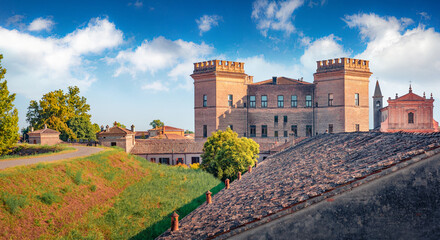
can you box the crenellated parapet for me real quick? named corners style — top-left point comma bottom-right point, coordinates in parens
top-left (193, 60), bottom-right (245, 74)
top-left (316, 58), bottom-right (370, 73)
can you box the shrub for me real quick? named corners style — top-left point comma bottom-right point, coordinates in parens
top-left (73, 170), bottom-right (83, 185)
top-left (37, 192), bottom-right (60, 205)
top-left (189, 163), bottom-right (200, 170)
top-left (89, 185), bottom-right (97, 192)
top-left (1, 192), bottom-right (27, 214)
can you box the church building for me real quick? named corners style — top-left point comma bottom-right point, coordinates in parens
top-left (373, 82), bottom-right (439, 133)
top-left (192, 58), bottom-right (372, 139)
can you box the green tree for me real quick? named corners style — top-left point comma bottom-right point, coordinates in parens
top-left (201, 128), bottom-right (259, 181)
top-left (0, 54), bottom-right (19, 155)
top-left (184, 130), bottom-right (194, 134)
top-left (67, 116), bottom-right (97, 141)
top-left (149, 119), bottom-right (164, 129)
top-left (26, 86), bottom-right (92, 141)
top-left (114, 121), bottom-right (126, 129)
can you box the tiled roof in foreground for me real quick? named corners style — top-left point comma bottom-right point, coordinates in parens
top-left (158, 132), bottom-right (440, 239)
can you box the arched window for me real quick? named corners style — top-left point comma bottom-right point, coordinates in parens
top-left (376, 100), bottom-right (381, 107)
top-left (408, 112), bottom-right (414, 124)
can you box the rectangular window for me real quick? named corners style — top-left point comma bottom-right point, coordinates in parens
top-left (355, 93), bottom-right (359, 106)
top-left (306, 95), bottom-right (312, 108)
top-left (150, 158), bottom-right (156, 163)
top-left (249, 95), bottom-right (256, 108)
top-left (177, 158), bottom-right (184, 164)
top-left (191, 157), bottom-right (200, 164)
top-left (250, 125), bottom-right (256, 137)
top-left (283, 115), bottom-right (288, 123)
top-left (261, 125), bottom-right (267, 137)
top-left (274, 115), bottom-right (278, 123)
top-left (159, 158), bottom-right (170, 165)
top-left (228, 125), bottom-right (233, 131)
top-left (277, 95), bottom-right (284, 108)
top-left (291, 95), bottom-right (297, 107)
top-left (284, 131), bottom-right (288, 137)
top-left (203, 94), bottom-right (207, 107)
top-left (355, 124), bottom-right (360, 132)
top-left (203, 125), bottom-right (207, 138)
top-left (306, 125), bottom-right (312, 137)
top-left (328, 93), bottom-right (333, 106)
top-left (111, 142), bottom-right (116, 146)
top-left (408, 112), bottom-right (414, 124)
top-left (329, 124), bottom-right (333, 133)
top-left (228, 94), bottom-right (233, 107)
top-left (261, 95), bottom-right (267, 108)
top-left (274, 131), bottom-right (278, 137)
top-left (291, 125), bottom-right (298, 137)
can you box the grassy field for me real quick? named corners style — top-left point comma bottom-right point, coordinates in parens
top-left (0, 144), bottom-right (76, 160)
top-left (0, 148), bottom-right (223, 239)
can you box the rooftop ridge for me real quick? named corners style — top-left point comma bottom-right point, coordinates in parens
top-left (193, 60), bottom-right (245, 74)
top-left (316, 57), bottom-right (370, 72)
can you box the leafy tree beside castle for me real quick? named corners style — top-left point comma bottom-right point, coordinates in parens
top-left (150, 119), bottom-right (164, 129)
top-left (26, 86), bottom-right (95, 141)
top-left (0, 54), bottom-right (19, 155)
top-left (201, 128), bottom-right (259, 181)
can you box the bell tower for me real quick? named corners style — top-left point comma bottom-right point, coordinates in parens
top-left (372, 80), bottom-right (383, 129)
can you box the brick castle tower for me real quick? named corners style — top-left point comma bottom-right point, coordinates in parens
top-left (314, 58), bottom-right (372, 133)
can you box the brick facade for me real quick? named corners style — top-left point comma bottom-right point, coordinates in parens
top-left (192, 58), bottom-right (372, 140)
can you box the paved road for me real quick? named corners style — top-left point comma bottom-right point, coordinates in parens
top-left (0, 146), bottom-right (103, 170)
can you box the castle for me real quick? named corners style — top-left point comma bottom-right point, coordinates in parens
top-left (192, 58), bottom-right (372, 140)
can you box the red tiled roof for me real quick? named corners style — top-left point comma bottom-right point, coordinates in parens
top-left (28, 127), bottom-right (60, 135)
top-left (150, 134), bottom-right (188, 140)
top-left (158, 132), bottom-right (440, 239)
top-left (250, 77), bottom-right (312, 85)
top-left (130, 139), bottom-right (204, 154)
top-left (152, 125), bottom-right (184, 131)
top-left (97, 126), bottom-right (134, 136)
top-left (135, 131), bottom-right (149, 137)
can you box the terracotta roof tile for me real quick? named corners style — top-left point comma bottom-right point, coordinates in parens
top-left (97, 126), bottom-right (134, 136)
top-left (130, 139), bottom-right (204, 154)
top-left (28, 128), bottom-right (60, 135)
top-left (157, 132), bottom-right (440, 239)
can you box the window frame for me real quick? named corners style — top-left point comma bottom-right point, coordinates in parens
top-left (355, 93), bottom-right (359, 106)
top-left (408, 112), bottom-right (415, 124)
top-left (261, 95), bottom-right (268, 108)
top-left (277, 95), bottom-right (284, 108)
top-left (228, 94), bottom-right (233, 107)
top-left (274, 115), bottom-right (278, 123)
top-left (306, 95), bottom-right (312, 108)
top-left (291, 125), bottom-right (298, 137)
top-left (250, 125), bottom-right (256, 137)
top-left (203, 125), bottom-right (207, 138)
top-left (291, 95), bottom-right (297, 108)
top-left (203, 94), bottom-right (207, 107)
top-left (261, 125), bottom-right (267, 137)
top-left (328, 93), bottom-right (334, 106)
top-left (249, 95), bottom-right (256, 108)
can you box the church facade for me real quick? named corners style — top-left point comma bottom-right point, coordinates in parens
top-left (373, 82), bottom-right (439, 133)
top-left (192, 58), bottom-right (372, 139)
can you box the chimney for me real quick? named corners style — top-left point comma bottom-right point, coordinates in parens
top-left (272, 76), bottom-right (277, 85)
top-left (206, 190), bottom-right (212, 204)
top-left (106, 125), bottom-right (109, 132)
top-left (44, 124), bottom-right (47, 129)
top-left (248, 165), bottom-right (252, 173)
top-left (238, 171), bottom-right (242, 180)
top-left (225, 179), bottom-right (230, 189)
top-left (171, 212), bottom-right (179, 231)
top-left (131, 124), bottom-right (135, 132)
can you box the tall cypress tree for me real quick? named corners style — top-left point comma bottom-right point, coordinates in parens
top-left (0, 54), bottom-right (19, 155)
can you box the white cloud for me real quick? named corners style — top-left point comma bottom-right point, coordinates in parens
top-left (251, 0), bottom-right (304, 36)
top-left (299, 34), bottom-right (350, 77)
top-left (111, 36), bottom-right (213, 78)
top-left (28, 17), bottom-right (55, 32)
top-left (0, 17), bottom-right (123, 99)
top-left (128, 0), bottom-right (143, 8)
top-left (6, 15), bottom-right (25, 28)
top-left (141, 81), bottom-right (169, 92)
top-left (196, 15), bottom-right (221, 36)
top-left (344, 13), bottom-right (440, 125)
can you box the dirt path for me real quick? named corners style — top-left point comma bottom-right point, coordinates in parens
top-left (0, 146), bottom-right (103, 170)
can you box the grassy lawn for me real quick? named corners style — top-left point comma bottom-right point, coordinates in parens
top-left (0, 148), bottom-right (223, 239)
top-left (0, 144), bottom-right (76, 161)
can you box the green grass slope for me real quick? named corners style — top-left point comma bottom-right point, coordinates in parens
top-left (0, 148), bottom-right (223, 239)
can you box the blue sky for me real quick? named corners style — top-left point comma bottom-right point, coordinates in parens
top-left (1, 0), bottom-right (440, 131)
